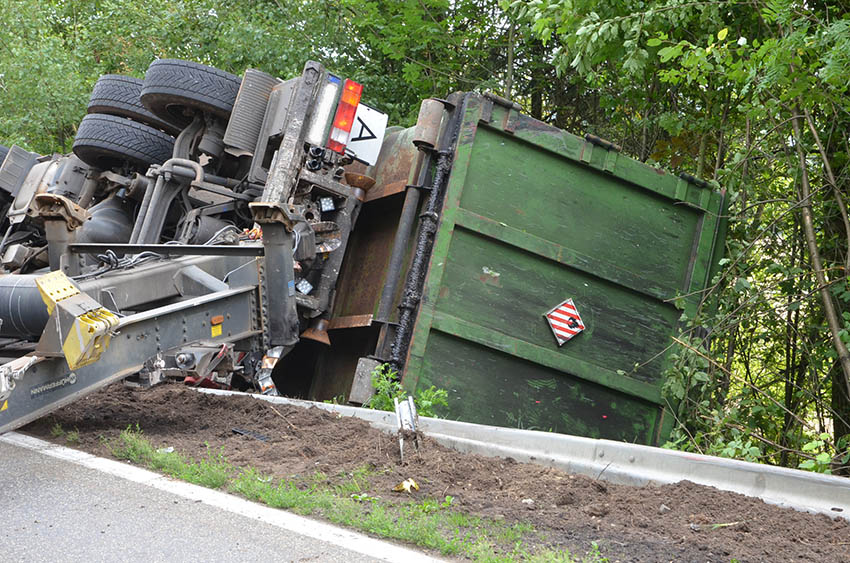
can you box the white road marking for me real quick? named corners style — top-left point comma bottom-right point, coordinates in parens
top-left (1, 431), bottom-right (445, 563)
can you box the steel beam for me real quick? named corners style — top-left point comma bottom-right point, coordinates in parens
top-left (0, 286), bottom-right (258, 434)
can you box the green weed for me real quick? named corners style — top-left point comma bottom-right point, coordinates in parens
top-left (527, 541), bottom-right (609, 562)
top-left (109, 425), bottom-right (231, 489)
top-left (365, 363), bottom-right (448, 418)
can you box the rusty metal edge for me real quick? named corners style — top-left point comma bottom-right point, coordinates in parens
top-left (327, 314), bottom-right (373, 330)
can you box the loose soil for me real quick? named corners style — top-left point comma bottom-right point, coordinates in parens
top-left (23, 383), bottom-right (850, 562)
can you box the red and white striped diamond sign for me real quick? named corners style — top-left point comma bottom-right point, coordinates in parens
top-left (545, 299), bottom-right (585, 346)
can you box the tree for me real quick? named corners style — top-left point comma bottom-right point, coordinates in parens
top-left (512, 0), bottom-right (850, 471)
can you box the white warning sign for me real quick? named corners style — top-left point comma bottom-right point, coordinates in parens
top-left (348, 103), bottom-right (388, 166)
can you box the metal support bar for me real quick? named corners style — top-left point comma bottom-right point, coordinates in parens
top-left (167, 167), bottom-right (263, 192)
top-left (69, 243), bottom-right (264, 257)
top-left (76, 175), bottom-right (99, 209)
top-left (0, 286), bottom-right (258, 434)
top-left (312, 196), bottom-right (360, 315)
top-left (388, 95), bottom-right (464, 371)
top-left (261, 223), bottom-right (300, 347)
top-left (43, 220), bottom-right (78, 275)
top-left (298, 169), bottom-right (365, 202)
top-left (375, 151), bottom-right (432, 322)
top-left (129, 174), bottom-right (161, 244)
top-left (259, 61), bottom-right (323, 205)
top-left (137, 177), bottom-right (183, 244)
top-left (134, 159), bottom-right (204, 244)
top-left (584, 133), bottom-right (622, 153)
top-left (0, 255), bottom-right (257, 339)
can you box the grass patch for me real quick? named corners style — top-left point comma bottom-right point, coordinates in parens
top-left (50, 423), bottom-right (65, 438)
top-left (110, 424), bottom-right (231, 489)
top-left (527, 544), bottom-right (609, 563)
top-left (107, 425), bottom-right (606, 562)
top-left (231, 469), bottom-right (541, 559)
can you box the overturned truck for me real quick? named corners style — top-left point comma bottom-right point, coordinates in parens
top-left (0, 60), bottom-right (727, 445)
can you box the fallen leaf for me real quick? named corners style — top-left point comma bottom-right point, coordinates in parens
top-left (393, 478), bottom-right (419, 493)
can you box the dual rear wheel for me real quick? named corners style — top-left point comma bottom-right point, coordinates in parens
top-left (73, 60), bottom-right (241, 170)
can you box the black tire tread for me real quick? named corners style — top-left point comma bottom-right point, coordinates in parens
top-left (88, 74), bottom-right (182, 135)
top-left (73, 114), bottom-right (174, 170)
top-left (141, 59), bottom-right (241, 126)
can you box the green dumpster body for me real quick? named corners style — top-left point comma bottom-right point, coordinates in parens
top-left (400, 95), bottom-right (727, 446)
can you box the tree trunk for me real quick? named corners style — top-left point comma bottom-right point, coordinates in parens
top-left (530, 42), bottom-right (544, 121)
top-left (790, 110), bottom-right (850, 401)
top-left (832, 366), bottom-right (850, 475)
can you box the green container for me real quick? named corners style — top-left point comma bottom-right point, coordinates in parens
top-left (401, 95), bottom-right (727, 445)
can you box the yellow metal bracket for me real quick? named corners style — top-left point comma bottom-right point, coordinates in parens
top-left (36, 270), bottom-right (80, 315)
top-left (35, 271), bottom-right (120, 370)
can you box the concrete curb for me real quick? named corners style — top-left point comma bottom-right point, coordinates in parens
top-left (197, 388), bottom-right (850, 521)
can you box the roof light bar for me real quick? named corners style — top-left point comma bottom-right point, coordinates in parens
top-left (327, 79), bottom-right (363, 154)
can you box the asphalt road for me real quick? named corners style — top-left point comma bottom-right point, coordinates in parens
top-left (0, 437), bottom-right (440, 563)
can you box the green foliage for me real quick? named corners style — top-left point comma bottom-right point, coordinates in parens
top-left (798, 433), bottom-right (836, 474)
top-left (365, 363), bottom-right (448, 418)
top-left (233, 465), bottom-right (563, 561)
top-left (110, 425), bottom-right (231, 488)
top-left (365, 363), bottom-right (403, 412)
top-left (414, 384), bottom-right (451, 418)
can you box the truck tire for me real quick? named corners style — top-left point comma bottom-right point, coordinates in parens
top-left (73, 114), bottom-right (175, 170)
top-left (141, 59), bottom-right (241, 127)
top-left (87, 74), bottom-right (182, 136)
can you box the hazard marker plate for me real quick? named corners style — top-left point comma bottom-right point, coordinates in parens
top-left (545, 299), bottom-right (585, 346)
top-left (348, 103), bottom-right (388, 166)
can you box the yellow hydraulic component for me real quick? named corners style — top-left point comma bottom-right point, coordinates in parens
top-left (35, 271), bottom-right (120, 370)
top-left (63, 307), bottom-right (119, 370)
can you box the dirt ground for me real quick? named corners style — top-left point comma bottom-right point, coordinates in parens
top-left (23, 383), bottom-right (850, 562)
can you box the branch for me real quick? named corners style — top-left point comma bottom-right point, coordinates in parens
top-left (671, 336), bottom-right (822, 437)
top-left (803, 107), bottom-right (850, 272)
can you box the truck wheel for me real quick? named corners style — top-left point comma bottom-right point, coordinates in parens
top-left (87, 74), bottom-right (182, 136)
top-left (141, 59), bottom-right (241, 128)
top-left (73, 114), bottom-right (175, 170)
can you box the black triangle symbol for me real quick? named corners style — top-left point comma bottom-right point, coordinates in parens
top-left (350, 117), bottom-right (377, 143)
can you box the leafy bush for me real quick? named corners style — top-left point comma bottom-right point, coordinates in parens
top-left (798, 433), bottom-right (838, 474)
top-left (365, 363), bottom-right (448, 418)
